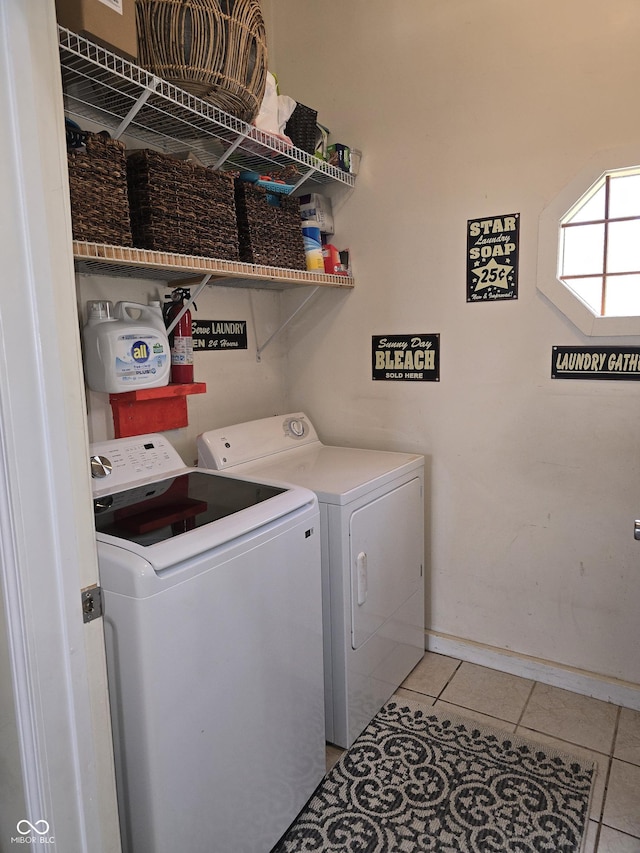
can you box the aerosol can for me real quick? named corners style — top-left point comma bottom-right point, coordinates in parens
top-left (82, 300), bottom-right (170, 393)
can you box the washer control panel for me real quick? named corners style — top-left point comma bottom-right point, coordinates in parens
top-left (89, 434), bottom-right (186, 494)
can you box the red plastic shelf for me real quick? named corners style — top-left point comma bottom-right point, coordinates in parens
top-left (109, 383), bottom-right (207, 438)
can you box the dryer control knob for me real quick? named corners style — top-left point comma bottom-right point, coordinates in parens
top-left (285, 417), bottom-right (308, 439)
top-left (90, 455), bottom-right (113, 479)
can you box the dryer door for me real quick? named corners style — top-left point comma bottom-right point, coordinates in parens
top-left (350, 477), bottom-right (423, 650)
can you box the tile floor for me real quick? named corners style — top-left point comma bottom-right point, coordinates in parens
top-left (327, 652), bottom-right (640, 852)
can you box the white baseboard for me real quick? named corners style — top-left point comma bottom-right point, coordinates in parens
top-left (426, 631), bottom-right (640, 711)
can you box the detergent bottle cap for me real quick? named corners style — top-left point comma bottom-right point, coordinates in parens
top-left (86, 300), bottom-right (113, 323)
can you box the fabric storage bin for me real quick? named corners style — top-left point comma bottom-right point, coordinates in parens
top-left (126, 149), bottom-right (239, 259)
top-left (284, 103), bottom-right (318, 155)
top-left (234, 181), bottom-right (305, 269)
top-left (67, 132), bottom-right (133, 246)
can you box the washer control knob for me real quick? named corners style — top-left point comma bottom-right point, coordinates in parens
top-left (90, 455), bottom-right (113, 479)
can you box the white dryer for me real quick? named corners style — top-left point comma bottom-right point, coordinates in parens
top-left (198, 413), bottom-right (425, 748)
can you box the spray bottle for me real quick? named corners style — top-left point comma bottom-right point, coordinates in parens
top-left (163, 288), bottom-right (195, 384)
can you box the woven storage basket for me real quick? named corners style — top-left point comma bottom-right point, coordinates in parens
top-left (126, 149), bottom-right (239, 259)
top-left (136, 0), bottom-right (267, 123)
top-left (234, 181), bottom-right (305, 269)
top-left (67, 133), bottom-right (132, 246)
top-left (284, 103), bottom-right (318, 155)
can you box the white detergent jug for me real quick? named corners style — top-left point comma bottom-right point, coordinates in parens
top-left (83, 300), bottom-right (170, 393)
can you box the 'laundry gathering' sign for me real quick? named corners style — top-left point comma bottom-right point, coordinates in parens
top-left (552, 346), bottom-right (640, 380)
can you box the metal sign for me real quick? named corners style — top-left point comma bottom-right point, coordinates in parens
top-left (552, 346), bottom-right (640, 380)
top-left (372, 334), bottom-right (440, 382)
top-left (192, 320), bottom-right (248, 351)
top-left (467, 213), bottom-right (519, 302)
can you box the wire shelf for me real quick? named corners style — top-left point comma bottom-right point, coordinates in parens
top-left (58, 27), bottom-right (355, 190)
top-left (72, 242), bottom-right (354, 290)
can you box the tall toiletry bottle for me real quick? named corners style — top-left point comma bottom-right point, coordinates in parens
top-left (301, 220), bottom-right (324, 271)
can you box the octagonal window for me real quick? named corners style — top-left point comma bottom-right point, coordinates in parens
top-left (560, 168), bottom-right (640, 317)
top-left (538, 147), bottom-right (640, 336)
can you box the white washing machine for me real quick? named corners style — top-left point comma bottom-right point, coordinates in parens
top-left (197, 413), bottom-right (425, 749)
top-left (90, 433), bottom-right (325, 853)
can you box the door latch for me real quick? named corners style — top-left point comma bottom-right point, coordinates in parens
top-left (81, 585), bottom-right (103, 623)
top-left (635, 521), bottom-right (640, 541)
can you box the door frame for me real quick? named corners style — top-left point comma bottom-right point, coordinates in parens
top-left (0, 3), bottom-right (120, 851)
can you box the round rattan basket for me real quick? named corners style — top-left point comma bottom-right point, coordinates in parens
top-left (136, 0), bottom-right (267, 123)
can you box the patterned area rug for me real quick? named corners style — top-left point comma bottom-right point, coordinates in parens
top-left (271, 698), bottom-right (595, 852)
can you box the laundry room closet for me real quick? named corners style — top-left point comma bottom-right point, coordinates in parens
top-left (64, 1), bottom-right (359, 465)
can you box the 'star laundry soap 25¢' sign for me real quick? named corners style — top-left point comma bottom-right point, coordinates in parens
top-left (467, 213), bottom-right (519, 302)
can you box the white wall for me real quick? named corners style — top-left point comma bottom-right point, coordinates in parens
top-left (266, 0), bottom-right (640, 688)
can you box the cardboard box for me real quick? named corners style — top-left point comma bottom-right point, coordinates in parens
top-left (299, 193), bottom-right (334, 235)
top-left (55, 0), bottom-right (137, 60)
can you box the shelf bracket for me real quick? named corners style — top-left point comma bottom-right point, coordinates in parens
top-left (113, 76), bottom-right (161, 140)
top-left (165, 274), bottom-right (212, 335)
top-left (213, 130), bottom-right (251, 170)
top-left (291, 166), bottom-right (320, 193)
top-left (255, 286), bottom-right (320, 362)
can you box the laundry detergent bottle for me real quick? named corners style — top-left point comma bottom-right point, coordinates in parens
top-left (82, 300), bottom-right (170, 393)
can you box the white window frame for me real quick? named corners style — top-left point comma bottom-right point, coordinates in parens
top-left (538, 144), bottom-right (640, 336)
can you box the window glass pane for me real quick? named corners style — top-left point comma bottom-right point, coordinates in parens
top-left (604, 274), bottom-right (640, 316)
top-left (608, 173), bottom-right (640, 219)
top-left (606, 220), bottom-right (640, 273)
top-left (561, 223), bottom-right (604, 276)
top-left (567, 184), bottom-right (606, 223)
top-left (565, 276), bottom-right (602, 315)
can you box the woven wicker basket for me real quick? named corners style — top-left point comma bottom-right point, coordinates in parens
top-left (67, 133), bottom-right (133, 246)
top-left (284, 103), bottom-right (318, 155)
top-left (136, 0), bottom-right (267, 123)
top-left (126, 149), bottom-right (239, 259)
top-left (234, 181), bottom-right (305, 269)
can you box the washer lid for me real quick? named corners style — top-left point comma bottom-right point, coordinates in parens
top-left (94, 468), bottom-right (317, 570)
top-left (222, 444), bottom-right (424, 505)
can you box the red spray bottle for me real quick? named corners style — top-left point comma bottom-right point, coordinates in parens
top-left (163, 288), bottom-right (195, 384)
